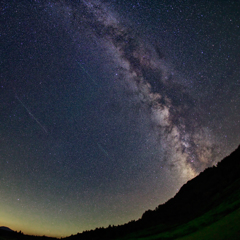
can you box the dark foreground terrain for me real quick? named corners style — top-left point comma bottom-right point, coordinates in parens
top-left (1, 145), bottom-right (240, 240)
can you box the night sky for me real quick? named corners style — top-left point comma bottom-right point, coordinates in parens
top-left (1, 0), bottom-right (240, 237)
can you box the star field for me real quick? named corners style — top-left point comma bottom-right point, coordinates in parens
top-left (1, 0), bottom-right (240, 237)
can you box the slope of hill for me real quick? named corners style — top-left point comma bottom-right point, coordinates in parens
top-left (65, 145), bottom-right (240, 240)
top-left (0, 227), bottom-right (13, 232)
top-left (1, 145), bottom-right (239, 240)
top-left (141, 144), bottom-right (240, 225)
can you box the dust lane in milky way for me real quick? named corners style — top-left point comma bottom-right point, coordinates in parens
top-left (47, 0), bottom-right (219, 177)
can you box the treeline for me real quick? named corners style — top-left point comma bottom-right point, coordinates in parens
top-left (2, 145), bottom-right (239, 240)
top-left (142, 144), bottom-right (240, 224)
top-left (65, 145), bottom-right (240, 240)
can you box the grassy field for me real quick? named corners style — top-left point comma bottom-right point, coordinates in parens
top-left (117, 208), bottom-right (240, 240)
top-left (116, 187), bottom-right (240, 240)
top-left (176, 208), bottom-right (240, 240)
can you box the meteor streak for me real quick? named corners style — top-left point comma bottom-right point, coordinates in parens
top-left (16, 95), bottom-right (48, 134)
top-left (76, 61), bottom-right (98, 86)
top-left (97, 143), bottom-right (109, 157)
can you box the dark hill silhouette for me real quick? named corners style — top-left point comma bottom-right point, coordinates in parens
top-left (65, 145), bottom-right (240, 239)
top-left (0, 226), bottom-right (13, 232)
top-left (141, 144), bottom-right (240, 226)
top-left (1, 145), bottom-right (239, 240)
top-left (63, 144), bottom-right (240, 240)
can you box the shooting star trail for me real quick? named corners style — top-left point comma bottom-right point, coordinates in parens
top-left (76, 61), bottom-right (98, 86)
top-left (16, 95), bottom-right (48, 134)
top-left (97, 143), bottom-right (109, 158)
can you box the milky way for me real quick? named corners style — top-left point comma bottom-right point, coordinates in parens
top-left (47, 0), bottom-right (219, 178)
top-left (1, 0), bottom-right (239, 237)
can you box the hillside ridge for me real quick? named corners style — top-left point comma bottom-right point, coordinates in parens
top-left (141, 145), bottom-right (240, 226)
top-left (1, 145), bottom-right (239, 240)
